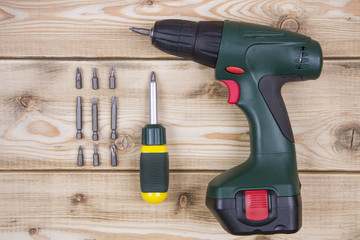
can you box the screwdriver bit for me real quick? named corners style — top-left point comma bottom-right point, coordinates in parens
top-left (109, 68), bottom-right (115, 89)
top-left (76, 96), bottom-right (82, 139)
top-left (77, 146), bottom-right (84, 166)
top-left (111, 145), bottom-right (117, 167)
top-left (129, 27), bottom-right (153, 37)
top-left (92, 98), bottom-right (99, 141)
top-left (93, 144), bottom-right (99, 166)
top-left (111, 97), bottom-right (117, 140)
top-left (76, 67), bottom-right (82, 89)
top-left (92, 68), bottom-right (99, 90)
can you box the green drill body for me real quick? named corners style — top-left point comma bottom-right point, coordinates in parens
top-left (130, 19), bottom-right (322, 235)
top-left (208, 21), bottom-right (322, 199)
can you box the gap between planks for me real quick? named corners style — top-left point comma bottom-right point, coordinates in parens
top-left (0, 170), bottom-right (359, 174)
top-left (0, 56), bottom-right (358, 61)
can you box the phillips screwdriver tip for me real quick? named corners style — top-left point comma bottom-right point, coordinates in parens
top-left (110, 145), bottom-right (117, 167)
top-left (109, 68), bottom-right (115, 89)
top-left (129, 27), bottom-right (152, 37)
top-left (77, 145), bottom-right (84, 167)
top-left (76, 68), bottom-right (82, 89)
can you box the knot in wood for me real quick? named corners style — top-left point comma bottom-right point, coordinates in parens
top-left (205, 82), bottom-right (226, 97)
top-left (29, 228), bottom-right (38, 235)
top-left (280, 18), bottom-right (300, 32)
top-left (115, 135), bottom-right (133, 151)
top-left (72, 193), bottom-right (86, 205)
top-left (146, 0), bottom-right (154, 5)
top-left (177, 192), bottom-right (191, 209)
top-left (18, 96), bottom-right (32, 108)
top-left (16, 95), bottom-right (41, 110)
top-left (339, 127), bottom-right (360, 151)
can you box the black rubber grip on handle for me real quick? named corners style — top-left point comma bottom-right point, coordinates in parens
top-left (140, 152), bottom-right (169, 192)
top-left (259, 74), bottom-right (302, 143)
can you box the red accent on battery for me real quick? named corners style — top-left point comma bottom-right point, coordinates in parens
top-left (245, 190), bottom-right (269, 221)
top-left (220, 80), bottom-right (240, 104)
top-left (226, 66), bottom-right (245, 74)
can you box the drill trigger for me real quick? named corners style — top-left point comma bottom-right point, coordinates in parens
top-left (220, 80), bottom-right (240, 104)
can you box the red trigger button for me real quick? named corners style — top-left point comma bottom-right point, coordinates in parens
top-left (220, 80), bottom-right (240, 104)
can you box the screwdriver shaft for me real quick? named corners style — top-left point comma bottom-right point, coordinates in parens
top-left (150, 71), bottom-right (158, 124)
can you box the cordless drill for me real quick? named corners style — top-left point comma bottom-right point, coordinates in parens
top-left (130, 19), bottom-right (322, 235)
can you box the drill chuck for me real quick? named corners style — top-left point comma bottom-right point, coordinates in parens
top-left (131, 20), bottom-right (224, 67)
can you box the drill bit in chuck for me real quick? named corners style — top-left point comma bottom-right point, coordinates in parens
top-left (111, 97), bottom-right (117, 140)
top-left (129, 27), bottom-right (153, 37)
top-left (76, 96), bottom-right (82, 139)
top-left (92, 98), bottom-right (99, 141)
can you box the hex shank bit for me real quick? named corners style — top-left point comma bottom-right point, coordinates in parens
top-left (92, 98), bottom-right (99, 141)
top-left (76, 96), bottom-right (82, 139)
top-left (111, 97), bottom-right (117, 140)
top-left (93, 144), bottom-right (99, 166)
top-left (92, 68), bottom-right (99, 90)
top-left (110, 68), bottom-right (115, 89)
top-left (77, 146), bottom-right (84, 167)
top-left (76, 67), bottom-right (82, 89)
top-left (111, 145), bottom-right (117, 167)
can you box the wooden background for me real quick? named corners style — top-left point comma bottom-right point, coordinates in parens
top-left (0, 0), bottom-right (359, 239)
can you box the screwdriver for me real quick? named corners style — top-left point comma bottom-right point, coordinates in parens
top-left (140, 71), bottom-right (169, 204)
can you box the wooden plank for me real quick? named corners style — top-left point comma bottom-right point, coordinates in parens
top-left (0, 0), bottom-right (359, 58)
top-left (0, 172), bottom-right (359, 240)
top-left (0, 60), bottom-right (359, 171)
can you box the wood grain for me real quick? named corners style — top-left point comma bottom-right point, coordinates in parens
top-left (0, 0), bottom-right (359, 58)
top-left (0, 172), bottom-right (359, 240)
top-left (0, 60), bottom-right (359, 171)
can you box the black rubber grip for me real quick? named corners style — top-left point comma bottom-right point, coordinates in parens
top-left (258, 75), bottom-right (302, 143)
top-left (142, 124), bottom-right (166, 145)
top-left (140, 152), bottom-right (169, 192)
